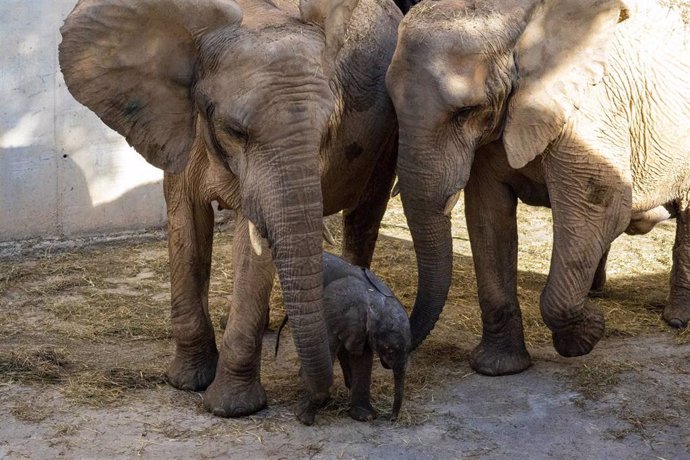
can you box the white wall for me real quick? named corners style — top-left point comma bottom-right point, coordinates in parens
top-left (0, 0), bottom-right (166, 242)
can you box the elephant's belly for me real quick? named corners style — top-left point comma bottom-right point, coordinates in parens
top-left (320, 158), bottom-right (378, 215)
top-left (320, 135), bottom-right (395, 215)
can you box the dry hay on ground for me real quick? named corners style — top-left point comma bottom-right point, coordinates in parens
top-left (0, 197), bottom-right (686, 425)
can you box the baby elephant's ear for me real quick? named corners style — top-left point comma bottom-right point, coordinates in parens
top-left (363, 269), bottom-right (394, 298)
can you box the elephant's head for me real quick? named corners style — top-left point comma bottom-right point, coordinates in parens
top-left (385, 0), bottom-right (627, 348)
top-left (59, 0), bottom-right (365, 407)
top-left (367, 297), bottom-right (411, 420)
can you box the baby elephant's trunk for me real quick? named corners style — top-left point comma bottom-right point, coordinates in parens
top-left (392, 364), bottom-right (406, 421)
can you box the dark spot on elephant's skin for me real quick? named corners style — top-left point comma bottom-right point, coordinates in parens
top-left (586, 179), bottom-right (614, 207)
top-left (345, 143), bottom-right (364, 162)
top-left (124, 99), bottom-right (143, 118)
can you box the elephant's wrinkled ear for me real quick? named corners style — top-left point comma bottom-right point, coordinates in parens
top-left (503, 0), bottom-right (623, 169)
top-left (299, 0), bottom-right (360, 71)
top-left (59, 0), bottom-right (243, 174)
top-left (363, 268), bottom-right (394, 298)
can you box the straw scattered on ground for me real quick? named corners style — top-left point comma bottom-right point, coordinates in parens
top-left (1, 196), bottom-right (686, 423)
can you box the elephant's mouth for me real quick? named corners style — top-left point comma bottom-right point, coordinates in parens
top-left (380, 358), bottom-right (392, 370)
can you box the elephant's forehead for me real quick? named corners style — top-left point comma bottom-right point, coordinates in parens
top-left (399, 0), bottom-right (524, 55)
top-left (200, 25), bottom-right (325, 73)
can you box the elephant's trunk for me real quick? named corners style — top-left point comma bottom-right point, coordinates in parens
top-left (257, 146), bottom-right (333, 410)
top-left (391, 363), bottom-right (406, 421)
top-left (397, 145), bottom-right (456, 349)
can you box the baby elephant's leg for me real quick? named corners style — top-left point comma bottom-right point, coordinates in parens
top-left (337, 347), bottom-right (352, 389)
top-left (347, 347), bottom-right (377, 421)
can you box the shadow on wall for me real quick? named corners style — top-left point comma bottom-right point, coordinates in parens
top-left (58, 156), bottom-right (165, 236)
top-left (0, 0), bottom-right (166, 242)
top-left (0, 144), bottom-right (165, 242)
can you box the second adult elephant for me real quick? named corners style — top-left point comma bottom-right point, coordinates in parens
top-left (60, 0), bottom-right (401, 422)
top-left (386, 0), bottom-right (690, 375)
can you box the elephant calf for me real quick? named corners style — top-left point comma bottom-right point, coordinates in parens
top-left (277, 252), bottom-right (411, 424)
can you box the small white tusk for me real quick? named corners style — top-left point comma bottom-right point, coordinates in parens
top-left (248, 220), bottom-right (264, 256)
top-left (323, 224), bottom-right (337, 246)
top-left (443, 190), bottom-right (462, 217)
top-left (391, 180), bottom-right (400, 198)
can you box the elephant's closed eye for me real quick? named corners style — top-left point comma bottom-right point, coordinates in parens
top-left (452, 105), bottom-right (480, 122)
top-left (222, 121), bottom-right (249, 143)
top-left (210, 118), bottom-right (249, 155)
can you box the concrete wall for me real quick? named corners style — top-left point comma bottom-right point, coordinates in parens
top-left (0, 0), bottom-right (166, 242)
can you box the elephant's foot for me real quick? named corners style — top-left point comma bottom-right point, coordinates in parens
top-left (349, 402), bottom-right (377, 422)
top-left (295, 391), bottom-right (330, 426)
top-left (551, 307), bottom-right (605, 357)
top-left (665, 286), bottom-right (690, 329)
top-left (203, 376), bottom-right (267, 418)
top-left (469, 340), bottom-right (531, 376)
top-left (663, 303), bottom-right (689, 329)
top-left (166, 345), bottom-right (218, 391)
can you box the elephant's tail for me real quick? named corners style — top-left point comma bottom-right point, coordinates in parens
top-left (274, 314), bottom-right (290, 358)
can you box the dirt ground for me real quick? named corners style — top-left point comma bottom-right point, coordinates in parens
top-left (1, 196), bottom-right (688, 459)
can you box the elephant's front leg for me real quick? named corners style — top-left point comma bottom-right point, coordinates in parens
top-left (203, 213), bottom-right (275, 417)
top-left (341, 137), bottom-right (397, 267)
top-left (665, 199), bottom-right (690, 328)
top-left (541, 153), bottom-right (630, 357)
top-left (589, 246), bottom-right (610, 297)
top-left (464, 160), bottom-right (532, 376)
top-left (164, 173), bottom-right (218, 391)
top-left (347, 347), bottom-right (377, 421)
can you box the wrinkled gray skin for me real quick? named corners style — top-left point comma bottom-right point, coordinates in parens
top-left (386, 0), bottom-right (690, 376)
top-left (278, 252), bottom-right (411, 424)
top-left (59, 0), bottom-right (401, 424)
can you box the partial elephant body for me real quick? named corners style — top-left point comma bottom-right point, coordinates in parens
top-left (60, 0), bottom-right (401, 423)
top-left (387, 0), bottom-right (690, 376)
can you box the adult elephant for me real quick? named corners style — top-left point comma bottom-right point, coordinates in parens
top-left (59, 0), bottom-right (401, 423)
top-left (386, 0), bottom-right (690, 375)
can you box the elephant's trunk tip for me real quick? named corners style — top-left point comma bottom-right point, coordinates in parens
top-left (391, 365), bottom-right (406, 422)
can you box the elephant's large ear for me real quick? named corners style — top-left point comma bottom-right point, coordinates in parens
top-left (299, 0), bottom-right (361, 70)
top-left (502, 0), bottom-right (624, 169)
top-left (59, 0), bottom-right (243, 173)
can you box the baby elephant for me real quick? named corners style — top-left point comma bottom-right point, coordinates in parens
top-left (277, 252), bottom-right (411, 424)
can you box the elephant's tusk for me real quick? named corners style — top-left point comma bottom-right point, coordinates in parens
top-left (443, 190), bottom-right (462, 217)
top-left (391, 180), bottom-right (400, 198)
top-left (323, 224), bottom-right (337, 246)
top-left (248, 220), bottom-right (265, 256)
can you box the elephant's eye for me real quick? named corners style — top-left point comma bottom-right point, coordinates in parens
top-left (452, 105), bottom-right (480, 122)
top-left (223, 121), bottom-right (248, 143)
top-left (211, 119), bottom-right (249, 152)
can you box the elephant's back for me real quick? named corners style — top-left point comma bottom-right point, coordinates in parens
top-left (234, 0), bottom-right (301, 29)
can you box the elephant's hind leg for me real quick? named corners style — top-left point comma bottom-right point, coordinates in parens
top-left (464, 155), bottom-right (532, 376)
top-left (665, 199), bottom-right (690, 328)
top-left (203, 212), bottom-right (275, 417)
top-left (164, 173), bottom-right (219, 391)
